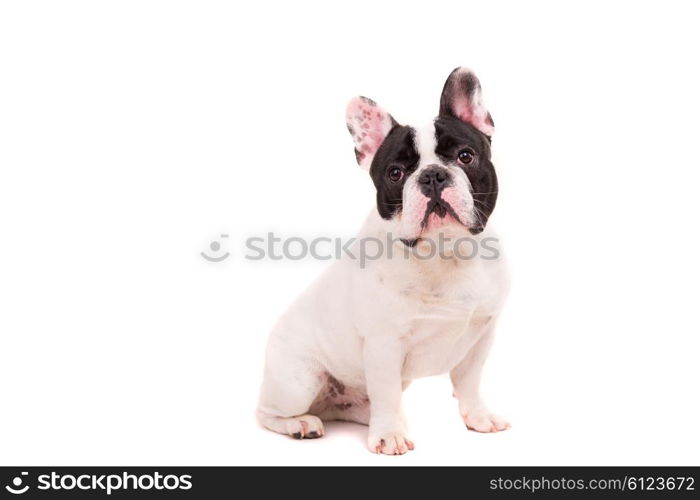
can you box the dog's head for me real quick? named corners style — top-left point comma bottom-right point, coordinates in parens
top-left (346, 67), bottom-right (497, 245)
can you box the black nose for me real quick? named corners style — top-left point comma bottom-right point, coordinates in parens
top-left (418, 165), bottom-right (450, 196)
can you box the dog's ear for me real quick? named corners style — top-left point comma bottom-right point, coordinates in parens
top-left (439, 67), bottom-right (494, 137)
top-left (346, 96), bottom-right (396, 170)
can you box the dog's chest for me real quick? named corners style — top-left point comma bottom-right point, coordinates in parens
top-left (389, 265), bottom-right (498, 379)
top-left (397, 295), bottom-right (480, 379)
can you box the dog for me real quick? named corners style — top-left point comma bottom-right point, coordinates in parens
top-left (257, 67), bottom-right (510, 455)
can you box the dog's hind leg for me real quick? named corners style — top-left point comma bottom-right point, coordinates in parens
top-left (257, 348), bottom-right (326, 439)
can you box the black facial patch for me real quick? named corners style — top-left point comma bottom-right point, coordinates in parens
top-left (434, 116), bottom-right (498, 233)
top-left (369, 125), bottom-right (419, 220)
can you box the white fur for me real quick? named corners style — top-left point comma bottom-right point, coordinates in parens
top-left (413, 123), bottom-right (442, 166)
top-left (257, 207), bottom-right (510, 454)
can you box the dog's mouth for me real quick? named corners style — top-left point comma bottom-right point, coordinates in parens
top-left (400, 200), bottom-right (482, 247)
top-left (420, 199), bottom-right (467, 230)
top-left (422, 199), bottom-right (451, 222)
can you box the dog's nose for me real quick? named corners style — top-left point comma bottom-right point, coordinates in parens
top-left (418, 165), bottom-right (450, 194)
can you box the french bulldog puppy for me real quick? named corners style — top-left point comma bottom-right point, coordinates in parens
top-left (257, 67), bottom-right (509, 455)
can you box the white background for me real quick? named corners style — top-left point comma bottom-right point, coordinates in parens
top-left (1, 0), bottom-right (699, 466)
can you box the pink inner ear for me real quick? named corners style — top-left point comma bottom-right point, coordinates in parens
top-left (346, 97), bottom-right (393, 167)
top-left (454, 94), bottom-right (494, 137)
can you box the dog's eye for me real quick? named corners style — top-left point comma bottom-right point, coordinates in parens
top-left (388, 166), bottom-right (405, 182)
top-left (457, 150), bottom-right (475, 165)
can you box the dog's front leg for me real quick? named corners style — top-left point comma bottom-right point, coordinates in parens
top-left (450, 321), bottom-right (510, 433)
top-left (363, 335), bottom-right (414, 455)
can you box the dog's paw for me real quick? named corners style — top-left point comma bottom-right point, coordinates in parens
top-left (462, 409), bottom-right (510, 433)
top-left (285, 414), bottom-right (325, 439)
top-left (368, 432), bottom-right (415, 455)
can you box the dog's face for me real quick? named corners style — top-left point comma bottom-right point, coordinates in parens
top-left (346, 68), bottom-right (498, 244)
